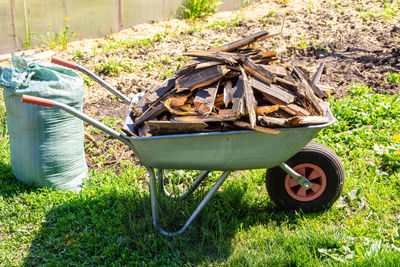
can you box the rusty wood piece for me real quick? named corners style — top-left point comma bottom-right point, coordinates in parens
top-left (232, 76), bottom-right (245, 115)
top-left (251, 78), bottom-right (296, 104)
top-left (240, 67), bottom-right (257, 128)
top-left (291, 67), bottom-right (324, 115)
top-left (287, 116), bottom-right (329, 126)
top-left (183, 51), bottom-right (238, 65)
top-left (312, 62), bottom-right (325, 85)
top-left (223, 80), bottom-right (233, 107)
top-left (239, 54), bottom-right (274, 84)
top-left (293, 66), bottom-right (327, 99)
top-left (176, 65), bottom-right (228, 92)
top-left (145, 121), bottom-right (207, 135)
top-left (255, 105), bottom-right (280, 115)
top-left (250, 50), bottom-right (278, 61)
top-left (209, 30), bottom-right (269, 52)
top-left (233, 121), bottom-right (280, 135)
top-left (164, 102), bottom-right (198, 116)
top-left (121, 127), bottom-right (137, 137)
top-left (134, 103), bottom-right (167, 128)
top-left (193, 82), bottom-right (219, 115)
top-left (257, 116), bottom-right (287, 127)
top-left (173, 115), bottom-right (238, 123)
top-left (214, 94), bottom-right (225, 107)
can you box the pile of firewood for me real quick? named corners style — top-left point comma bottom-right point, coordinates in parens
top-left (126, 30), bottom-right (331, 137)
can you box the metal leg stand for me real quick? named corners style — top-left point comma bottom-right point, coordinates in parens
top-left (158, 169), bottom-right (210, 200)
top-left (147, 166), bottom-right (230, 236)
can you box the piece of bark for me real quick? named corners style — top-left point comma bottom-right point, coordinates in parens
top-left (134, 103), bottom-right (167, 128)
top-left (145, 121), bottom-right (207, 135)
top-left (209, 30), bottom-right (269, 52)
top-left (240, 66), bottom-right (257, 128)
top-left (183, 51), bottom-right (238, 65)
top-left (257, 116), bottom-right (287, 127)
top-left (312, 62), bottom-right (325, 85)
top-left (232, 76), bottom-right (245, 115)
top-left (138, 124), bottom-right (152, 137)
top-left (176, 65), bottom-right (228, 92)
top-left (250, 50), bottom-right (277, 60)
top-left (286, 116), bottom-right (329, 127)
top-left (239, 54), bottom-right (274, 84)
top-left (293, 66), bottom-right (328, 99)
top-left (223, 80), bottom-right (234, 107)
top-left (233, 121), bottom-right (280, 135)
top-left (173, 115), bottom-right (238, 123)
top-left (251, 78), bottom-right (296, 104)
top-left (291, 67), bottom-right (324, 115)
top-left (193, 82), bottom-right (219, 115)
top-left (255, 105), bottom-right (280, 115)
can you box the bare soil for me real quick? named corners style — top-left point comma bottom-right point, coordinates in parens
top-left (59, 0), bottom-right (400, 170)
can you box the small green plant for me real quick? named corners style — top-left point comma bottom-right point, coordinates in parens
top-left (95, 60), bottom-right (124, 76)
top-left (179, 0), bottom-right (223, 19)
top-left (241, 0), bottom-right (254, 7)
top-left (45, 17), bottom-right (78, 50)
top-left (388, 72), bottom-right (400, 83)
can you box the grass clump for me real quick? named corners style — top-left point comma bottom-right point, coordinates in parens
top-left (179, 0), bottom-right (223, 19)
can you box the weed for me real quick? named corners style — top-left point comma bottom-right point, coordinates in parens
top-left (388, 72), bottom-right (400, 83)
top-left (45, 23), bottom-right (78, 50)
top-left (179, 0), bottom-right (223, 19)
top-left (95, 60), bottom-right (124, 76)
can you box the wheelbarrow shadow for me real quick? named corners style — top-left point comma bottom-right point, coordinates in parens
top-left (22, 170), bottom-right (310, 265)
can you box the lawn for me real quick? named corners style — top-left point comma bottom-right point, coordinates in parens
top-left (1, 83), bottom-right (400, 266)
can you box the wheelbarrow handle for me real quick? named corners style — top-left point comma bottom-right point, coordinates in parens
top-left (51, 56), bottom-right (77, 69)
top-left (51, 56), bottom-right (132, 105)
top-left (21, 95), bottom-right (54, 107)
top-left (21, 95), bottom-right (131, 146)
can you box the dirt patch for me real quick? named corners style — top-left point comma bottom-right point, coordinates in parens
top-left (60, 0), bottom-right (399, 169)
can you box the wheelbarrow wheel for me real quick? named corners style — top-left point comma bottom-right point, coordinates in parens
top-left (265, 142), bottom-right (345, 212)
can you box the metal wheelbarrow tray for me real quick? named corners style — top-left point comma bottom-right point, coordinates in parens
top-left (20, 57), bottom-right (345, 236)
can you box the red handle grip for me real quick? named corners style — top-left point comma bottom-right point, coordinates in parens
top-left (21, 95), bottom-right (54, 107)
top-left (51, 56), bottom-right (77, 69)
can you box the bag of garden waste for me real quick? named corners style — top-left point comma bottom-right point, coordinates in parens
top-left (0, 56), bottom-right (87, 192)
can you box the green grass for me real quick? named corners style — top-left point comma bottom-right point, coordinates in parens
top-left (179, 0), bottom-right (223, 19)
top-left (1, 85), bottom-right (400, 265)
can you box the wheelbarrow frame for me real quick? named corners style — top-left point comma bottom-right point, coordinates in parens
top-left (19, 57), bottom-right (341, 236)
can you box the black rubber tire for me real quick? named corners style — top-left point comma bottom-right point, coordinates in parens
top-left (266, 142), bottom-right (345, 212)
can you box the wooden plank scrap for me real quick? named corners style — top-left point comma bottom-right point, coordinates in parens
top-left (261, 64), bottom-right (288, 77)
top-left (134, 103), bottom-right (167, 128)
top-left (223, 80), bottom-right (233, 107)
top-left (293, 66), bottom-right (328, 99)
top-left (193, 82), bottom-right (219, 115)
top-left (312, 62), bottom-right (325, 85)
top-left (281, 103), bottom-right (311, 116)
top-left (255, 105), bottom-right (280, 116)
top-left (183, 51), bottom-right (238, 65)
top-left (232, 76), bottom-right (245, 115)
top-left (239, 54), bottom-right (274, 84)
top-left (233, 121), bottom-right (280, 135)
top-left (173, 115), bottom-right (238, 123)
top-left (240, 66), bottom-right (257, 128)
top-left (145, 121), bottom-right (207, 135)
top-left (257, 115), bottom-right (287, 127)
top-left (286, 116), bottom-right (329, 127)
top-left (251, 78), bottom-right (296, 104)
top-left (176, 65), bottom-right (228, 92)
top-left (209, 30), bottom-right (269, 52)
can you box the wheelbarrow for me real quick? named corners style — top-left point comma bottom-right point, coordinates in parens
top-left (20, 57), bottom-right (345, 236)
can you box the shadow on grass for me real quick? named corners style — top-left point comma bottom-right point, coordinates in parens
top-left (21, 171), bottom-right (305, 265)
top-left (0, 162), bottom-right (39, 198)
